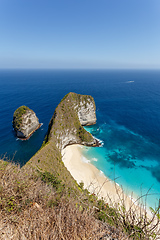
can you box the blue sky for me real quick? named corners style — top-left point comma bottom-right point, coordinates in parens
top-left (0, 0), bottom-right (160, 69)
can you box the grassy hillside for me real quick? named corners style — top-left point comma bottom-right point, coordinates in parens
top-left (0, 159), bottom-right (129, 239)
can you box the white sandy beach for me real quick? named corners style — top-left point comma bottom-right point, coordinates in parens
top-left (62, 143), bottom-right (160, 233)
top-left (62, 144), bottom-right (138, 211)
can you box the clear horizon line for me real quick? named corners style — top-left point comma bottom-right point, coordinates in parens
top-left (0, 67), bottom-right (160, 71)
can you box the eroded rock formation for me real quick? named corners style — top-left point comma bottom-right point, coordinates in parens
top-left (77, 99), bottom-right (96, 126)
top-left (45, 92), bottom-right (98, 149)
top-left (13, 106), bottom-right (40, 139)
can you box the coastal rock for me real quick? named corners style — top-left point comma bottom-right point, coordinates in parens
top-left (77, 98), bottom-right (96, 126)
top-left (13, 106), bottom-right (40, 139)
top-left (45, 92), bottom-right (98, 149)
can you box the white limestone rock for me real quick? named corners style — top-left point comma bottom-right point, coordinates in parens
top-left (46, 92), bottom-right (98, 150)
top-left (77, 100), bottom-right (96, 126)
top-left (13, 106), bottom-right (40, 139)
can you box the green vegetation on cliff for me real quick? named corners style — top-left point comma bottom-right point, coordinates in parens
top-left (13, 105), bottom-right (40, 139)
top-left (45, 92), bottom-right (96, 148)
top-left (13, 105), bottom-right (30, 130)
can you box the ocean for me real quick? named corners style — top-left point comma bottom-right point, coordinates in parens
top-left (0, 69), bottom-right (160, 209)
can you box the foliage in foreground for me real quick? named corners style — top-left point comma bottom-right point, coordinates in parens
top-left (0, 159), bottom-right (160, 239)
top-left (0, 160), bottom-right (127, 240)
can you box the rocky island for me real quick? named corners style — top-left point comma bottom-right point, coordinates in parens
top-left (13, 105), bottom-right (41, 139)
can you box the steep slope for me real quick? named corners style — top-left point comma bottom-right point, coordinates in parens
top-left (45, 92), bottom-right (98, 149)
top-left (24, 92), bottom-right (98, 190)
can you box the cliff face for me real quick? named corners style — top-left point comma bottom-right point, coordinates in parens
top-left (24, 92), bottom-right (98, 196)
top-left (77, 99), bottom-right (96, 126)
top-left (24, 92), bottom-right (98, 189)
top-left (13, 106), bottom-right (40, 139)
top-left (46, 92), bottom-right (97, 150)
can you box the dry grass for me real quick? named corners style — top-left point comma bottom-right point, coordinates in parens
top-left (0, 160), bottom-right (129, 240)
top-left (0, 201), bottom-right (128, 240)
top-left (1, 159), bottom-right (160, 239)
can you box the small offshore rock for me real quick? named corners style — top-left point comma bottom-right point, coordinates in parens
top-left (13, 105), bottom-right (40, 139)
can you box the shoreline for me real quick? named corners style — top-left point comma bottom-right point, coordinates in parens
top-left (62, 144), bottom-right (146, 213)
top-left (62, 144), bottom-right (137, 209)
top-left (17, 123), bottom-right (42, 141)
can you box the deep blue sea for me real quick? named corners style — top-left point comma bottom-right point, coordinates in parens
top-left (0, 69), bottom-right (160, 209)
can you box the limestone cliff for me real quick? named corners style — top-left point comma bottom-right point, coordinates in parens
top-left (13, 106), bottom-right (40, 139)
top-left (45, 92), bottom-right (97, 149)
top-left (24, 92), bottom-right (98, 188)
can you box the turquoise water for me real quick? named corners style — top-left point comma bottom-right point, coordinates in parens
top-left (0, 69), bottom-right (160, 209)
top-left (83, 123), bottom-right (160, 209)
